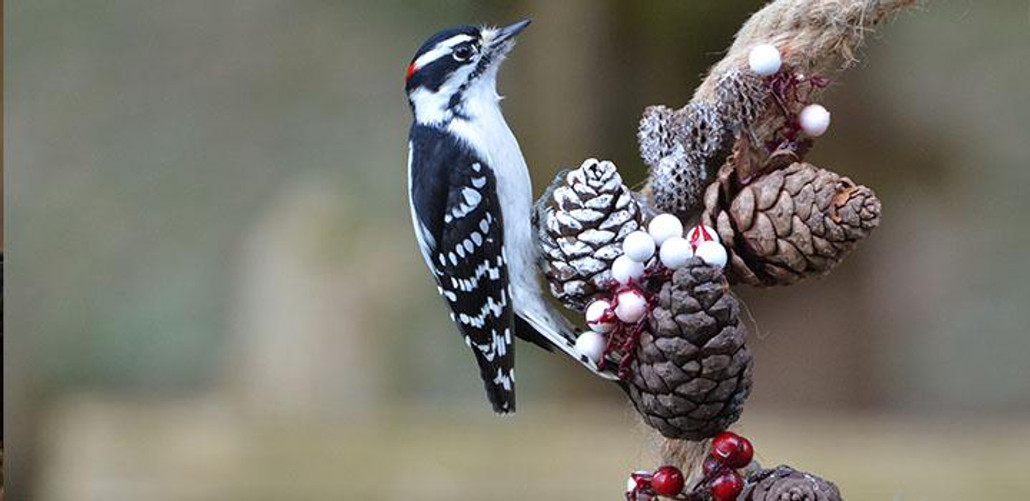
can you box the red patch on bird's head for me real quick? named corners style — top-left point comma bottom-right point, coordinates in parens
top-left (405, 62), bottom-right (418, 83)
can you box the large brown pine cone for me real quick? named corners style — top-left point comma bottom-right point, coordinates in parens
top-left (627, 259), bottom-right (753, 440)
top-left (740, 466), bottom-right (843, 501)
top-left (535, 159), bottom-right (643, 311)
top-left (701, 150), bottom-right (881, 287)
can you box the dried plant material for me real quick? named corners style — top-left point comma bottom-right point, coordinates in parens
top-left (535, 159), bottom-right (644, 311)
top-left (627, 259), bottom-right (753, 440)
top-left (683, 102), bottom-right (727, 160)
top-left (650, 153), bottom-right (708, 220)
top-left (715, 69), bottom-right (770, 136)
top-left (702, 152), bottom-right (881, 287)
top-left (740, 466), bottom-right (843, 501)
top-left (638, 105), bottom-right (687, 170)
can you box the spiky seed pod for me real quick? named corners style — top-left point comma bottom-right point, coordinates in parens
top-left (683, 101), bottom-right (726, 159)
top-left (715, 69), bottom-right (770, 135)
top-left (536, 159), bottom-right (644, 311)
top-left (701, 156), bottom-right (882, 287)
top-left (649, 153), bottom-right (708, 219)
top-left (627, 259), bottom-right (753, 440)
top-left (740, 466), bottom-right (843, 501)
top-left (638, 105), bottom-right (687, 169)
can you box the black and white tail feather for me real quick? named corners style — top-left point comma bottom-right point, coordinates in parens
top-left (405, 20), bottom-right (616, 414)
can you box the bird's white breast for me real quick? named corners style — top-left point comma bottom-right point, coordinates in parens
top-left (447, 87), bottom-right (536, 294)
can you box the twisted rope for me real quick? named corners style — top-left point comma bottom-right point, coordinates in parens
top-left (692, 0), bottom-right (920, 103)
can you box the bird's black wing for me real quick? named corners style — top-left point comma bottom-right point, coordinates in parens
top-left (409, 126), bottom-right (516, 414)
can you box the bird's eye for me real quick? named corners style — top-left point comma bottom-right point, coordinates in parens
top-left (452, 45), bottom-right (475, 62)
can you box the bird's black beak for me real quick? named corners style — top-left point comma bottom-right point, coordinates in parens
top-left (493, 19), bottom-right (531, 44)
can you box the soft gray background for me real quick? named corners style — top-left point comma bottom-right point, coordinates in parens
top-left (7, 1), bottom-right (1030, 499)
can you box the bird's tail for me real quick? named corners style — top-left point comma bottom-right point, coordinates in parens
top-left (513, 292), bottom-right (618, 381)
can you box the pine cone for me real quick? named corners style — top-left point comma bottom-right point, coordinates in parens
top-left (627, 259), bottom-right (753, 440)
top-left (741, 466), bottom-right (843, 501)
top-left (702, 148), bottom-right (881, 287)
top-left (536, 159), bottom-right (644, 311)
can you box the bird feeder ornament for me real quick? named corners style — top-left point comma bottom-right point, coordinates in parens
top-left (402, 0), bottom-right (919, 497)
top-left (530, 0), bottom-right (919, 498)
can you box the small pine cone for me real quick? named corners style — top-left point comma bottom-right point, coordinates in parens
top-left (638, 105), bottom-right (687, 169)
top-left (682, 101), bottom-right (726, 159)
top-left (715, 69), bottom-right (769, 134)
top-left (649, 152), bottom-right (707, 219)
top-left (741, 466), bottom-right (843, 501)
top-left (702, 159), bottom-right (881, 287)
top-left (536, 159), bottom-right (643, 311)
top-left (627, 259), bottom-right (753, 440)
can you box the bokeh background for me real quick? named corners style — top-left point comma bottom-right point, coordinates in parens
top-left (7, 1), bottom-right (1030, 499)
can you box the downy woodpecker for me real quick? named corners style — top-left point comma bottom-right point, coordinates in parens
top-left (404, 20), bottom-right (615, 414)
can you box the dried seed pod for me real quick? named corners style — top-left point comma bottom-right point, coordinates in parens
top-left (715, 69), bottom-right (770, 135)
top-left (649, 152), bottom-right (708, 219)
top-left (536, 159), bottom-right (644, 311)
top-left (627, 259), bottom-right (753, 440)
top-left (740, 466), bottom-right (843, 501)
top-left (702, 146), bottom-right (881, 287)
top-left (638, 105), bottom-right (687, 169)
top-left (683, 101), bottom-right (726, 159)
top-left (639, 102), bottom-right (723, 220)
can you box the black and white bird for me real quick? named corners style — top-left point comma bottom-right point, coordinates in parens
top-left (405, 20), bottom-right (615, 414)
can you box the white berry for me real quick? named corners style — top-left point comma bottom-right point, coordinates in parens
top-left (622, 231), bottom-right (656, 263)
top-left (799, 104), bottom-right (831, 137)
top-left (659, 236), bottom-right (694, 269)
top-left (615, 289), bottom-right (648, 323)
top-left (575, 331), bottom-right (607, 364)
top-left (695, 240), bottom-right (728, 269)
top-left (585, 299), bottom-right (615, 334)
top-left (748, 43), bottom-right (782, 76)
top-left (647, 214), bottom-right (684, 246)
top-left (687, 224), bottom-right (720, 248)
top-left (611, 255), bottom-right (645, 284)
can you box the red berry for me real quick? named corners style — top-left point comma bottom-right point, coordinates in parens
top-left (650, 465), bottom-right (685, 497)
top-left (710, 431), bottom-right (754, 469)
top-left (702, 456), bottom-right (725, 477)
top-left (709, 470), bottom-right (745, 501)
top-left (710, 432), bottom-right (740, 460)
top-left (730, 436), bottom-right (754, 469)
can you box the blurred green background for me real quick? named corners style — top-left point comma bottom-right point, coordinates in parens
top-left (6, 1), bottom-right (1030, 499)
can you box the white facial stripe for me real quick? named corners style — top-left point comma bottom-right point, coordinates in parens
top-left (412, 34), bottom-right (475, 70)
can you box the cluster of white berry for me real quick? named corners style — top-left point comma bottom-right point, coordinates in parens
top-left (574, 214), bottom-right (729, 364)
top-left (748, 43), bottom-right (831, 137)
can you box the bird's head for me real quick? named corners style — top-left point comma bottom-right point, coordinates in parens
top-left (404, 19), bottom-right (530, 125)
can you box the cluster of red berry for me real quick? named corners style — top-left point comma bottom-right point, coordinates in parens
top-left (702, 431), bottom-right (754, 500)
top-left (625, 431), bottom-right (754, 501)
